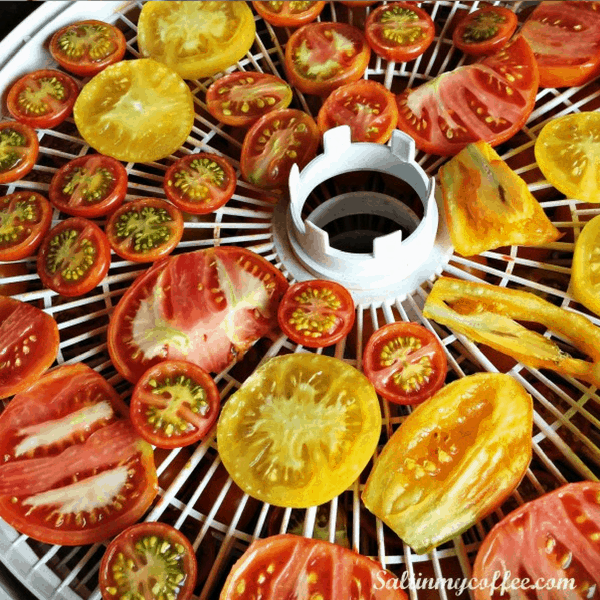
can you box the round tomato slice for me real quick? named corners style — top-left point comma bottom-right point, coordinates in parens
top-left (572, 215), bottom-right (600, 317)
top-left (7, 69), bottom-right (79, 130)
top-left (105, 198), bottom-right (183, 263)
top-left (252, 1), bottom-right (326, 27)
top-left (48, 154), bottom-right (127, 218)
top-left (0, 363), bottom-right (158, 546)
top-left (241, 109), bottom-right (319, 189)
top-left (49, 20), bottom-right (127, 77)
top-left (317, 79), bottom-right (399, 143)
top-left (217, 353), bottom-right (381, 508)
top-left (205, 72), bottom-right (293, 128)
top-left (0, 121), bottom-right (39, 185)
top-left (453, 6), bottom-right (517, 57)
top-left (131, 360), bottom-right (220, 449)
top-left (277, 279), bottom-right (355, 348)
top-left (473, 481), bottom-right (600, 599)
top-left (221, 534), bottom-right (407, 599)
top-left (365, 2), bottom-right (435, 63)
top-left (163, 153), bottom-right (236, 214)
top-left (396, 35), bottom-right (539, 156)
top-left (99, 522), bottom-right (197, 600)
top-left (0, 192), bottom-right (52, 261)
top-left (284, 21), bottom-right (371, 96)
top-left (37, 217), bottom-right (111, 297)
top-left (363, 321), bottom-right (447, 405)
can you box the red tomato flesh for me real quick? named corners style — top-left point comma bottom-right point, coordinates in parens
top-left (0, 121), bottom-right (39, 184)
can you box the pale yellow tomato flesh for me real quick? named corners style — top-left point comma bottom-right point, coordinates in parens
top-left (572, 214), bottom-right (600, 316)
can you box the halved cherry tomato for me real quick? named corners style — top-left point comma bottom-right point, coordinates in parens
top-left (37, 217), bottom-right (111, 296)
top-left (317, 80), bottom-right (399, 143)
top-left (572, 215), bottom-right (600, 317)
top-left (163, 153), bottom-right (236, 214)
top-left (241, 109), bottom-right (319, 189)
top-left (49, 20), bottom-right (127, 77)
top-left (0, 192), bottom-right (52, 261)
top-left (105, 198), bottom-right (183, 263)
top-left (277, 279), bottom-right (355, 348)
top-left (0, 121), bottom-right (39, 184)
top-left (99, 522), bottom-right (197, 600)
top-left (453, 6), bottom-right (517, 57)
top-left (284, 21), bottom-right (371, 96)
top-left (7, 69), bottom-right (79, 130)
top-left (365, 2), bottom-right (435, 63)
top-left (252, 1), bottom-right (326, 27)
top-left (48, 154), bottom-right (127, 218)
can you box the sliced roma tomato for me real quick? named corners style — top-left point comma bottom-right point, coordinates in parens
top-left (284, 21), bottom-right (371, 96)
top-left (0, 363), bottom-right (157, 546)
top-left (363, 321), bottom-right (447, 405)
top-left (163, 153), bottom-right (236, 214)
top-left (205, 72), bottom-right (293, 128)
top-left (108, 246), bottom-right (288, 382)
top-left (73, 58), bottom-right (194, 163)
top-left (572, 215), bottom-right (600, 318)
top-left (0, 192), bottom-right (52, 261)
top-left (0, 121), bottom-right (39, 184)
top-left (317, 80), bottom-right (399, 144)
top-left (105, 198), bottom-right (183, 263)
top-left (473, 481), bottom-right (600, 599)
top-left (453, 6), bottom-right (518, 57)
top-left (7, 69), bottom-right (79, 130)
top-left (217, 354), bottom-right (381, 508)
top-left (99, 522), bottom-right (197, 600)
top-left (521, 1), bottom-right (600, 88)
top-left (365, 2), bottom-right (435, 63)
top-left (253, 1), bottom-right (326, 27)
top-left (396, 35), bottom-right (539, 156)
top-left (363, 373), bottom-right (533, 555)
top-left (277, 279), bottom-right (355, 348)
top-left (241, 109), bottom-right (319, 189)
top-left (37, 217), bottom-right (111, 297)
top-left (48, 154), bottom-right (127, 218)
top-left (137, 1), bottom-right (256, 80)
top-left (49, 20), bottom-right (127, 78)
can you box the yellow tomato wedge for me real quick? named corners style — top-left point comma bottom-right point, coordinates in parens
top-left (572, 214), bottom-right (600, 317)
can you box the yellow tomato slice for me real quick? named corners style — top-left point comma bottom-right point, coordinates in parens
top-left (74, 59), bottom-right (194, 163)
top-left (137, 1), bottom-right (256, 80)
top-left (572, 214), bottom-right (600, 317)
top-left (217, 354), bottom-right (381, 508)
top-left (535, 112), bottom-right (600, 203)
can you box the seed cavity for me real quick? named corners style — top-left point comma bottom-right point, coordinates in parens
top-left (114, 205), bottom-right (173, 252)
top-left (18, 77), bottom-right (66, 116)
top-left (170, 157), bottom-right (226, 202)
top-left (45, 229), bottom-right (96, 280)
top-left (0, 196), bottom-right (38, 244)
top-left (62, 166), bottom-right (114, 203)
top-left (0, 129), bottom-right (27, 171)
top-left (58, 23), bottom-right (115, 60)
top-left (380, 6), bottom-right (426, 45)
top-left (287, 286), bottom-right (342, 339)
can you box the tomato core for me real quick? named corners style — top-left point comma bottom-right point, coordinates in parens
top-left (45, 228), bottom-right (96, 281)
top-left (380, 334), bottom-right (434, 393)
top-left (113, 204), bottom-right (175, 253)
top-left (57, 22), bottom-right (118, 61)
top-left (170, 157), bottom-right (226, 202)
top-left (62, 166), bottom-right (114, 202)
top-left (0, 128), bottom-right (26, 172)
top-left (379, 5), bottom-right (427, 45)
top-left (0, 197), bottom-right (37, 244)
top-left (17, 76), bottom-right (66, 117)
top-left (462, 11), bottom-right (506, 43)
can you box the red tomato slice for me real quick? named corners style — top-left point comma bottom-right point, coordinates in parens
top-left (277, 279), bottom-right (355, 348)
top-left (453, 6), bottom-right (518, 57)
top-left (0, 192), bottom-right (52, 261)
top-left (7, 69), bottom-right (79, 130)
top-left (37, 217), bottom-right (111, 297)
top-left (0, 363), bottom-right (157, 546)
top-left (317, 80), bottom-right (399, 143)
top-left (131, 360), bottom-right (220, 449)
top-left (365, 2), bottom-right (435, 63)
top-left (0, 296), bottom-right (59, 400)
top-left (363, 321), bottom-right (447, 405)
top-left (107, 246), bottom-right (288, 383)
top-left (163, 153), bottom-right (237, 214)
top-left (252, 1), bottom-right (326, 27)
top-left (0, 121), bottom-right (39, 185)
top-left (49, 20), bottom-right (127, 78)
top-left (395, 35), bottom-right (539, 156)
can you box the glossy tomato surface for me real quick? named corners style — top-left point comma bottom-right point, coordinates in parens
top-left (572, 215), bottom-right (600, 318)
top-left (253, 1), bottom-right (326, 27)
top-left (0, 121), bottom-right (39, 184)
top-left (0, 363), bottom-right (157, 546)
top-left (453, 6), bottom-right (517, 56)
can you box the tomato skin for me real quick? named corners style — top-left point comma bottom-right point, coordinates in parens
top-left (453, 6), bottom-right (518, 57)
top-left (252, 1), bottom-right (326, 27)
top-left (0, 121), bottom-right (39, 185)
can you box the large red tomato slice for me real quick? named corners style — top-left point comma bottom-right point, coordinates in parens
top-left (108, 247), bottom-right (288, 383)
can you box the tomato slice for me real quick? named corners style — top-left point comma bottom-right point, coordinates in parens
top-left (363, 321), bottom-right (447, 405)
top-left (205, 72), bottom-right (293, 128)
top-left (7, 69), bottom-right (79, 130)
top-left (0, 192), bottom-right (52, 261)
top-left (0, 363), bottom-right (157, 546)
top-left (365, 2), bottom-right (435, 63)
top-left (277, 279), bottom-right (355, 348)
top-left (252, 1), bottom-right (326, 27)
top-left (317, 79), bottom-right (399, 144)
top-left (99, 522), bottom-right (197, 600)
top-left (163, 153), bottom-right (236, 214)
top-left (0, 121), bottom-right (39, 185)
top-left (284, 21), bottom-right (371, 96)
top-left (572, 215), bottom-right (600, 318)
top-left (49, 20), bottom-right (127, 77)
top-left (241, 108), bottom-right (320, 189)
top-left (48, 154), bottom-right (127, 218)
top-left (105, 198), bottom-right (183, 263)
top-left (395, 35), bottom-right (539, 156)
top-left (217, 353), bottom-right (381, 508)
top-left (37, 217), bottom-right (111, 297)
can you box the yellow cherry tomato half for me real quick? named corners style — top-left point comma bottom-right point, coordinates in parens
top-left (572, 214), bottom-right (600, 316)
